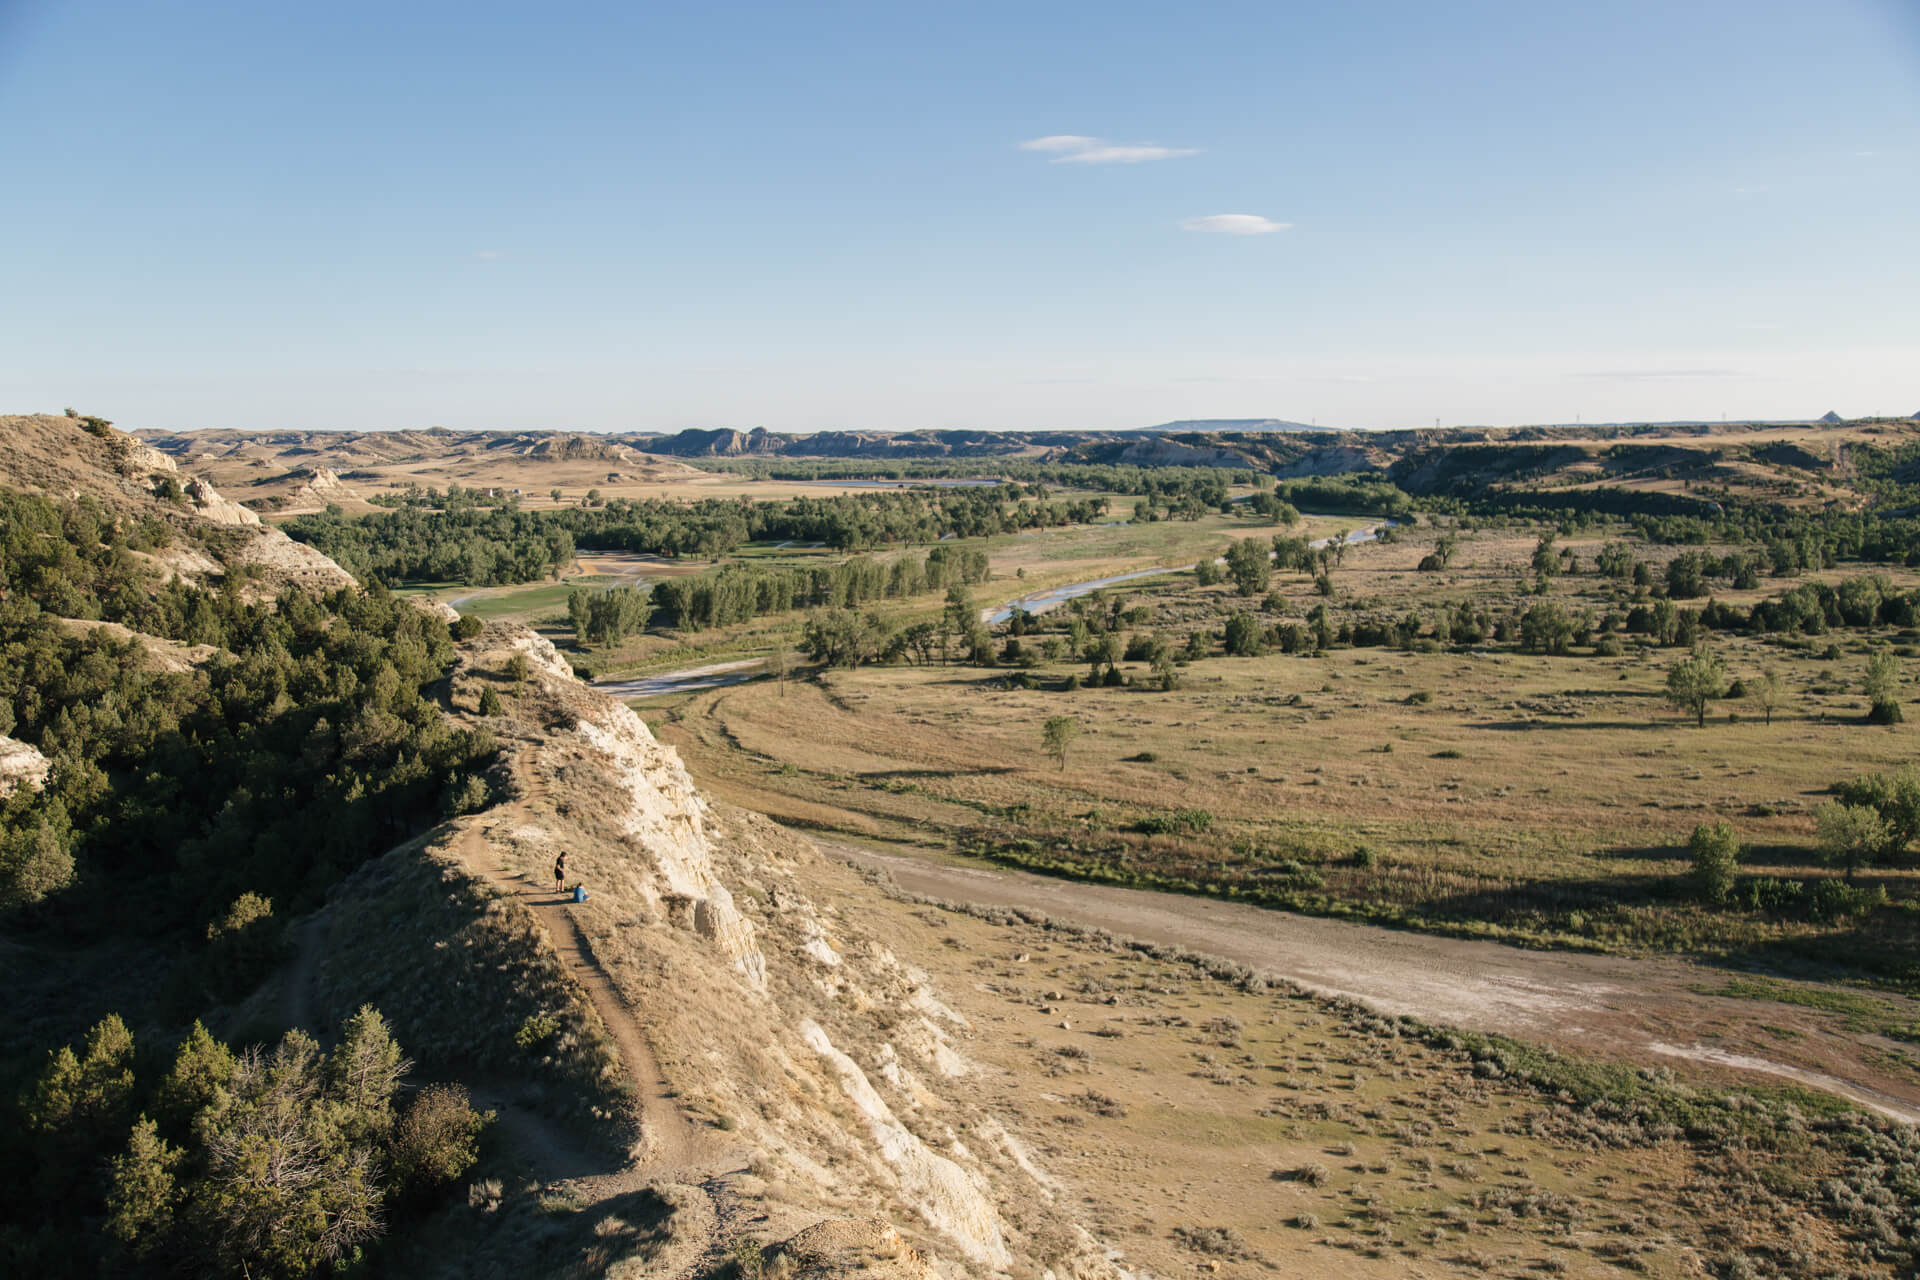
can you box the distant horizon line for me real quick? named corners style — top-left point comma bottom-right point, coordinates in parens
top-left (116, 412), bottom-right (1919, 438)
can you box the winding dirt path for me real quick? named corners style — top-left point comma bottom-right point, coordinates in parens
top-left (455, 817), bottom-right (715, 1179)
top-left (277, 803), bottom-right (738, 1272)
top-left (826, 840), bottom-right (1920, 1125)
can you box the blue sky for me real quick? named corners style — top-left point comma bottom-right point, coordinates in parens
top-left (2, 0), bottom-right (1915, 433)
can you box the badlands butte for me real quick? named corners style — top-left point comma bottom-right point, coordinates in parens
top-left (3, 412), bottom-right (1920, 1279)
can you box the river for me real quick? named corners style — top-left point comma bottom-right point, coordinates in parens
top-left (594, 514), bottom-right (1395, 699)
top-left (981, 518), bottom-right (1395, 624)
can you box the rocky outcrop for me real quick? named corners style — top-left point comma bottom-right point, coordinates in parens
top-left (439, 626), bottom-right (1118, 1278)
top-left (183, 475), bottom-right (262, 526)
top-left (645, 427), bottom-right (786, 457)
top-left (0, 736), bottom-right (49, 799)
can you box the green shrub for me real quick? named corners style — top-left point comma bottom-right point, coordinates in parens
top-left (1134, 809), bottom-right (1213, 835)
top-left (389, 1083), bottom-right (491, 1199)
top-left (1806, 878), bottom-right (1886, 923)
top-left (1741, 877), bottom-right (1805, 913)
top-left (514, 1012), bottom-right (561, 1052)
top-left (442, 773), bottom-right (492, 817)
top-left (1688, 822), bottom-right (1741, 906)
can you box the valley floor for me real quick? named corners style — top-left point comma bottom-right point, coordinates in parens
top-left (824, 839), bottom-right (1920, 1125)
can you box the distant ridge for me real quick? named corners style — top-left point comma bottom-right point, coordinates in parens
top-left (1136, 418), bottom-right (1328, 434)
top-left (1819, 410), bottom-right (1845, 424)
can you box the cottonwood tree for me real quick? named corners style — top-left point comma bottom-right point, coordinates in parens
top-left (1816, 801), bottom-right (1888, 882)
top-left (1832, 764), bottom-right (1920, 860)
top-left (1519, 601), bottom-right (1574, 654)
top-left (941, 583), bottom-right (974, 663)
top-left (1865, 649), bottom-right (1904, 723)
top-left (1224, 612), bottom-right (1265, 656)
top-left (1746, 667), bottom-right (1786, 726)
top-left (804, 609), bottom-right (895, 669)
top-left (1665, 643), bottom-right (1725, 727)
top-left (764, 644), bottom-right (790, 693)
top-left (1224, 538), bottom-right (1272, 597)
top-left (1041, 715), bottom-right (1079, 771)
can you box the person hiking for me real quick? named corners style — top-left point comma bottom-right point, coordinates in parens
top-left (553, 851), bottom-right (567, 892)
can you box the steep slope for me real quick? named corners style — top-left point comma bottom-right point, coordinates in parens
top-left (330, 625), bottom-right (1116, 1277)
top-left (1, 415), bottom-right (1113, 1277)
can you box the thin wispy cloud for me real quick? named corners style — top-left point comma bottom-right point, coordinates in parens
top-left (1180, 214), bottom-right (1290, 235)
top-left (473, 249), bottom-right (504, 261)
top-left (1019, 134), bottom-right (1198, 164)
top-left (1570, 369), bottom-right (1742, 381)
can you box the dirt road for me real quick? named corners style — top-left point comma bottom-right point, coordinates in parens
top-left (824, 841), bottom-right (1920, 1124)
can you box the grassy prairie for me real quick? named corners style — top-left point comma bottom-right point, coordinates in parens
top-left (862, 889), bottom-right (1917, 1279)
top-left (652, 522), bottom-right (1920, 978)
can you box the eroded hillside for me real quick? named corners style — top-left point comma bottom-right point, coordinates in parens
top-left (310, 623), bottom-right (1119, 1277)
top-left (0, 414), bottom-right (1115, 1278)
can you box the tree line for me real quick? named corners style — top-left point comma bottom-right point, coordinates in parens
top-left (284, 486), bottom-right (1104, 588)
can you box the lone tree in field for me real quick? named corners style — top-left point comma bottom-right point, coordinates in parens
top-left (1688, 821), bottom-right (1741, 905)
top-left (764, 645), bottom-right (790, 695)
top-left (1746, 666), bottom-right (1786, 726)
top-left (1041, 715), bottom-right (1080, 771)
top-left (1815, 801), bottom-right (1889, 882)
top-left (1864, 649), bottom-right (1904, 724)
top-left (1665, 643), bottom-right (1725, 727)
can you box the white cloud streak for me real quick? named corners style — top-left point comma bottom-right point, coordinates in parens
top-left (1179, 214), bottom-right (1291, 235)
top-left (1019, 135), bottom-right (1100, 153)
top-left (1569, 369), bottom-right (1744, 381)
top-left (1019, 135), bottom-right (1198, 164)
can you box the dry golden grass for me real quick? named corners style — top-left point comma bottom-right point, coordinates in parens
top-left (651, 523), bottom-right (1920, 966)
top-left (856, 892), bottom-right (1891, 1279)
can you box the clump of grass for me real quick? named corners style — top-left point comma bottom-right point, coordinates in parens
top-left (1276, 1162), bottom-right (1332, 1187)
top-left (1172, 1225), bottom-right (1255, 1259)
top-left (1072, 1089), bottom-right (1127, 1118)
top-left (1201, 1015), bottom-right (1244, 1047)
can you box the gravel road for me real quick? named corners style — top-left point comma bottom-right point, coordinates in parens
top-left (823, 840), bottom-right (1920, 1124)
